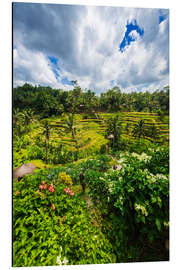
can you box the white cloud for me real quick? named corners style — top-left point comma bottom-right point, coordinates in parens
top-left (13, 45), bottom-right (57, 85)
top-left (129, 30), bottom-right (140, 40)
top-left (13, 4), bottom-right (169, 93)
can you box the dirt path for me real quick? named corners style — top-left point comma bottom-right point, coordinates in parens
top-left (81, 192), bottom-right (103, 230)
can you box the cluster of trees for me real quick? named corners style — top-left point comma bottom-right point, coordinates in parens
top-left (13, 83), bottom-right (169, 118)
top-left (106, 116), bottom-right (160, 150)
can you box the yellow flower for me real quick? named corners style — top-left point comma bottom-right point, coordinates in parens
top-left (58, 172), bottom-right (73, 186)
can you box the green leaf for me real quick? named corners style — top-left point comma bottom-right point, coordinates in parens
top-left (155, 218), bottom-right (161, 231)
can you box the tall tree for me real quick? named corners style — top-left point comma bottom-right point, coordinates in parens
top-left (132, 119), bottom-right (146, 139)
top-left (106, 115), bottom-right (122, 148)
top-left (63, 113), bottom-right (76, 139)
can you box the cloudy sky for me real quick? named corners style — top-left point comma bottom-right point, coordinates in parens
top-left (13, 2), bottom-right (169, 94)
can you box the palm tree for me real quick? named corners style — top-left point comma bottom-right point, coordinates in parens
top-left (13, 108), bottom-right (25, 136)
top-left (132, 119), bottom-right (146, 139)
top-left (63, 113), bottom-right (76, 139)
top-left (150, 123), bottom-right (159, 141)
top-left (106, 115), bottom-right (122, 148)
top-left (42, 120), bottom-right (50, 163)
top-left (22, 109), bottom-right (34, 126)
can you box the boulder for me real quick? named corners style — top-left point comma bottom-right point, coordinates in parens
top-left (13, 163), bottom-right (36, 181)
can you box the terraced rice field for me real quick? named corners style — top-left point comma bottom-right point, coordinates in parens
top-left (40, 112), bottom-right (169, 153)
top-left (28, 112), bottom-right (169, 162)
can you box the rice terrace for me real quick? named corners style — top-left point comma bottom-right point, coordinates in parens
top-left (13, 2), bottom-right (169, 267)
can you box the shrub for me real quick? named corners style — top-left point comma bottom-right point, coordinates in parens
top-left (13, 170), bottom-right (116, 267)
top-left (100, 144), bottom-right (107, 154)
top-left (146, 147), bottom-right (169, 175)
top-left (87, 154), bottom-right (169, 245)
top-left (58, 171), bottom-right (73, 186)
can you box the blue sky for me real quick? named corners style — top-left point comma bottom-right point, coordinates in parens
top-left (13, 3), bottom-right (169, 93)
top-left (119, 20), bottom-right (144, 52)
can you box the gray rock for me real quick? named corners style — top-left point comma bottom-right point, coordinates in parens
top-left (13, 163), bottom-right (36, 181)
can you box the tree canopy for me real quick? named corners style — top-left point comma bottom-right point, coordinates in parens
top-left (13, 84), bottom-right (169, 118)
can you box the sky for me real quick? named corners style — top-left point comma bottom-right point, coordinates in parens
top-left (13, 3), bottom-right (169, 94)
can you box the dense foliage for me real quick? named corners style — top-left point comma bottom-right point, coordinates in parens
top-left (13, 83), bottom-right (169, 266)
top-left (13, 83), bottom-right (169, 118)
top-left (13, 169), bottom-right (116, 267)
top-left (13, 149), bottom-right (169, 266)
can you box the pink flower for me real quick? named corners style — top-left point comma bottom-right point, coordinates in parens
top-left (64, 187), bottom-right (70, 193)
top-left (48, 183), bottom-right (55, 193)
top-left (40, 183), bottom-right (48, 190)
top-left (64, 187), bottom-right (75, 196)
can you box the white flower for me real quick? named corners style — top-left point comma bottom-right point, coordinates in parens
top-left (131, 152), bottom-right (139, 158)
top-left (134, 203), bottom-right (148, 216)
top-left (56, 246), bottom-right (68, 266)
top-left (156, 174), bottom-right (168, 181)
top-left (147, 173), bottom-right (157, 184)
top-left (107, 181), bottom-right (114, 193)
top-left (62, 257), bottom-right (68, 265)
top-left (131, 152), bottom-right (151, 162)
top-left (56, 255), bottom-right (63, 266)
top-left (56, 255), bottom-right (69, 266)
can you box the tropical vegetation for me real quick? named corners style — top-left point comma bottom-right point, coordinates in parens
top-left (13, 83), bottom-right (169, 266)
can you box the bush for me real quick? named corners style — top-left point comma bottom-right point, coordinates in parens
top-left (13, 170), bottom-right (116, 267)
top-left (100, 144), bottom-right (107, 154)
top-left (147, 147), bottom-right (169, 174)
top-left (58, 171), bottom-right (73, 186)
top-left (87, 154), bottom-right (169, 245)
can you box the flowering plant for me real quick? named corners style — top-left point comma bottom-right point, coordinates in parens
top-left (13, 169), bottom-right (115, 267)
top-left (64, 187), bottom-right (74, 196)
top-left (58, 171), bottom-right (73, 186)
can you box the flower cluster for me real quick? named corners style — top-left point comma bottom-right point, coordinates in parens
top-left (59, 172), bottom-right (73, 186)
top-left (64, 187), bottom-right (74, 196)
top-left (48, 183), bottom-right (55, 193)
top-left (39, 181), bottom-right (47, 190)
top-left (36, 181), bottom-right (55, 197)
top-left (131, 152), bottom-right (151, 162)
top-left (134, 203), bottom-right (148, 216)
